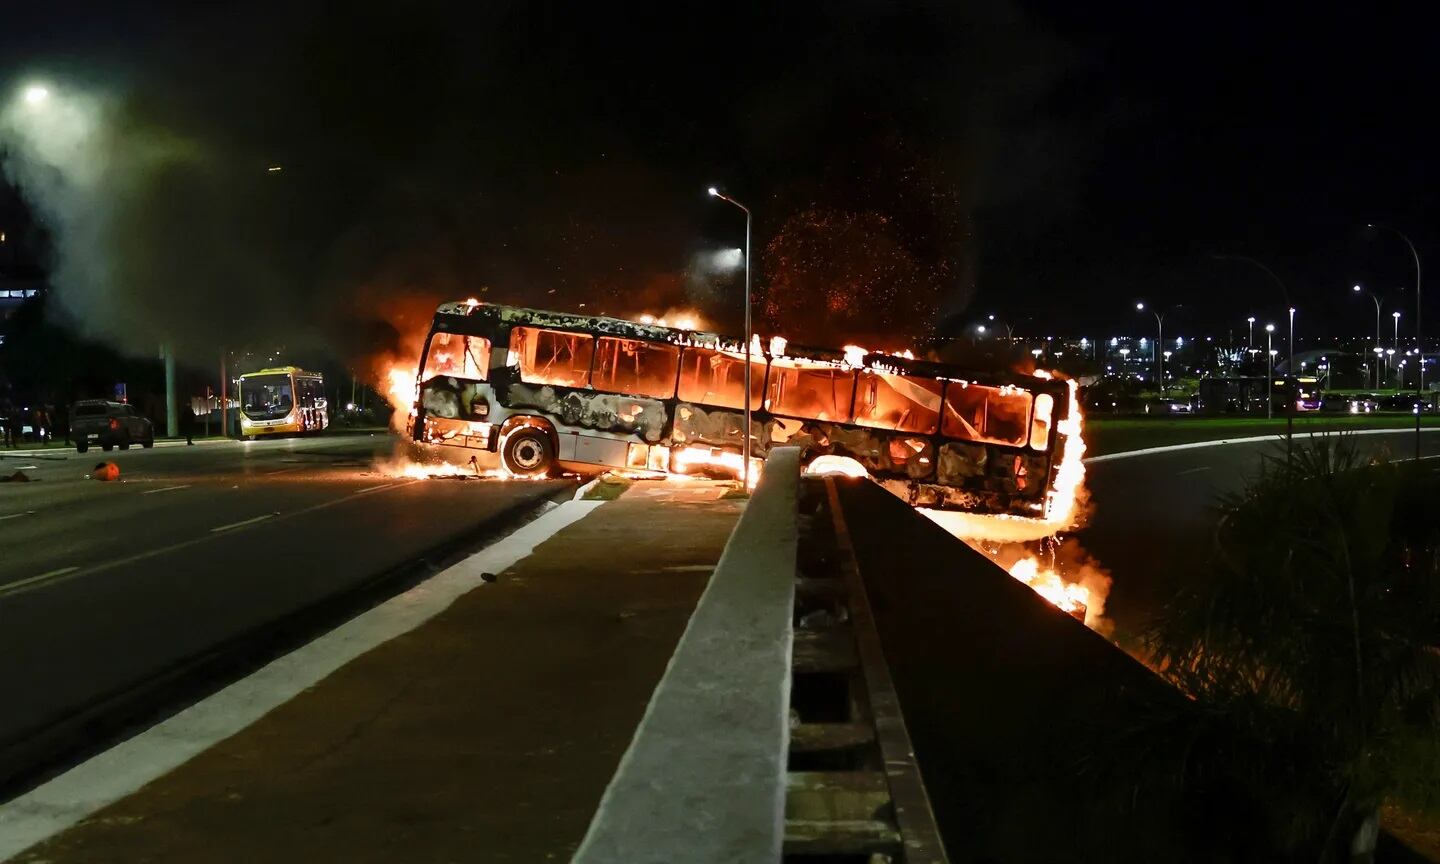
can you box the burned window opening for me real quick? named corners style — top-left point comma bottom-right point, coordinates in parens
top-left (941, 383), bottom-right (1032, 447)
top-left (854, 370), bottom-right (942, 434)
top-left (677, 347), bottom-right (766, 410)
top-left (511, 327), bottom-right (593, 389)
top-left (768, 360), bottom-right (855, 422)
top-left (591, 337), bottom-right (681, 399)
top-left (424, 333), bottom-right (491, 381)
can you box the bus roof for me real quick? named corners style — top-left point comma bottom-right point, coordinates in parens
top-left (240, 366), bottom-right (322, 378)
top-left (433, 301), bottom-right (1062, 395)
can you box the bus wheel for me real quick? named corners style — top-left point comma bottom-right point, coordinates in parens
top-left (501, 428), bottom-right (554, 477)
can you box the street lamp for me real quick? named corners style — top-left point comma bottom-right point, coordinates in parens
top-left (1288, 306), bottom-right (1296, 374)
top-left (1394, 310), bottom-right (1402, 351)
top-left (1136, 302), bottom-right (1166, 394)
top-left (22, 85), bottom-right (49, 106)
top-left (1265, 324), bottom-right (1276, 418)
top-left (1352, 284), bottom-right (1383, 387)
top-left (708, 186), bottom-right (753, 490)
top-left (1247, 316), bottom-right (1255, 348)
top-left (1366, 224), bottom-right (1422, 394)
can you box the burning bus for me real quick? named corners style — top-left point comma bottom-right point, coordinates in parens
top-left (406, 301), bottom-right (1082, 525)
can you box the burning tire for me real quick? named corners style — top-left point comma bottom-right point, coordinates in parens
top-left (501, 428), bottom-right (554, 477)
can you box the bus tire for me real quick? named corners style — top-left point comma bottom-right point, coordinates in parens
top-left (501, 428), bottom-right (554, 477)
top-left (76, 443), bottom-right (88, 454)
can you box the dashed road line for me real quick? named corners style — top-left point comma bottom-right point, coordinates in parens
top-left (1175, 466), bottom-right (1211, 476)
top-left (210, 513), bottom-right (277, 533)
top-left (141, 485), bottom-right (191, 495)
top-left (0, 480), bottom-right (420, 600)
top-left (0, 511), bottom-right (36, 521)
top-left (2, 566), bottom-right (81, 594)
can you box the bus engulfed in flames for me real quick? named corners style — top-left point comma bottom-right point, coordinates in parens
top-left (370, 301), bottom-right (1109, 631)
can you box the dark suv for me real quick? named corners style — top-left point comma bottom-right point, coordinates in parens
top-left (71, 400), bottom-right (155, 453)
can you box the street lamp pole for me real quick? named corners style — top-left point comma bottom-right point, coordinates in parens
top-left (1367, 224), bottom-right (1425, 459)
top-left (1353, 285), bottom-right (1383, 389)
top-left (1247, 316), bottom-right (1255, 349)
top-left (709, 187), bottom-right (753, 490)
top-left (1136, 302), bottom-right (1165, 394)
top-left (1367, 224), bottom-right (1423, 393)
top-left (1265, 324), bottom-right (1276, 419)
top-left (1288, 306), bottom-right (1296, 375)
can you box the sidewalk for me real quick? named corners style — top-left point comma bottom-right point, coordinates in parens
top-left (4, 480), bottom-right (743, 863)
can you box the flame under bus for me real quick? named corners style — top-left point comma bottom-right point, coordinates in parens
top-left (409, 301), bottom-right (1074, 518)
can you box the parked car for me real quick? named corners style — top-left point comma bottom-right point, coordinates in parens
top-left (70, 400), bottom-right (155, 453)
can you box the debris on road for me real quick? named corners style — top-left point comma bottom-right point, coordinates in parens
top-left (91, 462), bottom-right (121, 481)
top-left (0, 470), bottom-right (33, 483)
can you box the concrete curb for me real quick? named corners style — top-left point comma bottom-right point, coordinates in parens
top-left (573, 448), bottom-right (800, 864)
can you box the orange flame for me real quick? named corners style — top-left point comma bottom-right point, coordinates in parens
top-left (1007, 556), bottom-right (1089, 618)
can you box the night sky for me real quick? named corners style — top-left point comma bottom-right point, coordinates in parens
top-left (0, 1), bottom-right (1436, 358)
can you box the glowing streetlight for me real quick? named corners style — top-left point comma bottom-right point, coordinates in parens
top-left (1247, 316), bottom-right (1255, 348)
top-left (1366, 223), bottom-right (1422, 395)
top-left (1136, 301), bottom-right (1167, 394)
top-left (1394, 310), bottom-right (1402, 351)
top-left (707, 186), bottom-right (753, 490)
top-left (1352, 284), bottom-right (1384, 388)
top-left (22, 85), bottom-right (49, 106)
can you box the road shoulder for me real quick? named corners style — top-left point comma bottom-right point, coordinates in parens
top-left (3, 480), bottom-right (742, 864)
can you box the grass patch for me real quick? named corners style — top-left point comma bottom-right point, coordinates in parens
top-left (580, 473), bottom-right (634, 500)
top-left (1086, 414), bottom-right (1440, 457)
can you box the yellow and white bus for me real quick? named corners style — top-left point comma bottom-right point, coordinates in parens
top-left (239, 367), bottom-right (329, 439)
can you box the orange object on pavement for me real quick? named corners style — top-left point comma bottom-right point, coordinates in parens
top-left (92, 462), bottom-right (120, 481)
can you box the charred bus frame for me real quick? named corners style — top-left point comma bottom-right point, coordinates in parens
top-left (408, 301), bottom-right (1073, 518)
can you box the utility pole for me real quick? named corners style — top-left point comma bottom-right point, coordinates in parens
top-left (161, 344), bottom-right (178, 438)
top-left (220, 350), bottom-right (229, 439)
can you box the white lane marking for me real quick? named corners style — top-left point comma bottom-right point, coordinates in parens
top-left (141, 484), bottom-right (191, 495)
top-left (2, 566), bottom-right (81, 593)
top-left (0, 480), bottom-right (422, 599)
top-left (209, 513), bottom-right (276, 533)
top-left (357, 484), bottom-right (394, 494)
top-left (0, 499), bottom-right (601, 860)
top-left (0, 511), bottom-right (35, 522)
top-left (12, 465), bottom-right (38, 470)
top-left (1175, 466), bottom-right (1211, 476)
top-left (263, 466), bottom-right (300, 475)
top-left (1086, 426), bottom-right (1440, 463)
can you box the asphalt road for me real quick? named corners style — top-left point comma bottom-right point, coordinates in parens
top-left (0, 434), bottom-right (569, 777)
top-left (1079, 428), bottom-right (1440, 645)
